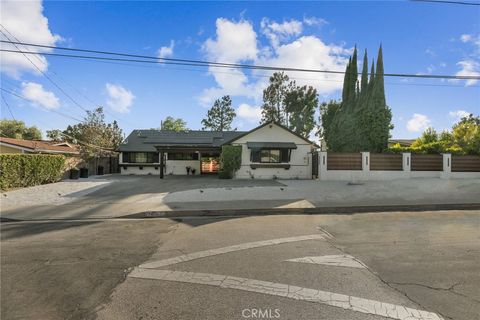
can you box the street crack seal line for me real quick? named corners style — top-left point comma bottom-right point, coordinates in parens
top-left (129, 268), bottom-right (443, 320)
top-left (285, 255), bottom-right (367, 269)
top-left (139, 234), bottom-right (325, 269)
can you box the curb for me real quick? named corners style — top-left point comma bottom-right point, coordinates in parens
top-left (121, 203), bottom-right (480, 219)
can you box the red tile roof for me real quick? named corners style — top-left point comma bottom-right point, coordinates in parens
top-left (0, 137), bottom-right (79, 154)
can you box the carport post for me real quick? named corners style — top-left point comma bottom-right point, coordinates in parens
top-left (160, 151), bottom-right (164, 179)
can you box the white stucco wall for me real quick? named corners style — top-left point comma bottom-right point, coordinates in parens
top-left (120, 166), bottom-right (160, 175)
top-left (232, 123), bottom-right (313, 180)
top-left (165, 160), bottom-right (201, 175)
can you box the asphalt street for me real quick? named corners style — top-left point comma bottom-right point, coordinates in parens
top-left (1, 210), bottom-right (478, 320)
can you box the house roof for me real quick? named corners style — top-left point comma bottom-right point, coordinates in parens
top-left (389, 139), bottom-right (416, 147)
top-left (224, 121), bottom-right (315, 146)
top-left (119, 122), bottom-right (316, 152)
top-left (118, 129), bottom-right (247, 152)
top-left (0, 137), bottom-right (80, 154)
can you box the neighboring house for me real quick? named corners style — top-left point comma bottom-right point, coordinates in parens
top-left (118, 121), bottom-right (315, 179)
top-left (0, 137), bottom-right (79, 155)
top-left (388, 139), bottom-right (416, 147)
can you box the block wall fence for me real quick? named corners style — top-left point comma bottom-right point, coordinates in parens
top-left (318, 152), bottom-right (480, 181)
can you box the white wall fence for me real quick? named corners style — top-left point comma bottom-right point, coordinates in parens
top-left (318, 152), bottom-right (480, 181)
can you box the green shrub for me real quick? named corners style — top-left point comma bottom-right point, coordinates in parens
top-left (387, 142), bottom-right (467, 155)
top-left (218, 170), bottom-right (232, 179)
top-left (0, 154), bottom-right (65, 190)
top-left (219, 145), bottom-right (242, 179)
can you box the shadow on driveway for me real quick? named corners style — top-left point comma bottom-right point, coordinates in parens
top-left (1, 220), bottom-right (100, 240)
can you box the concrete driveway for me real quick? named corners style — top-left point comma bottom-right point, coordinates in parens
top-left (1, 175), bottom-right (479, 220)
top-left (0, 175), bottom-right (285, 220)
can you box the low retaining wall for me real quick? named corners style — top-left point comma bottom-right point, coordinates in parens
top-left (319, 152), bottom-right (480, 181)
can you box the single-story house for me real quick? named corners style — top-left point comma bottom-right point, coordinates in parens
top-left (118, 121), bottom-right (315, 179)
top-left (0, 137), bottom-right (79, 155)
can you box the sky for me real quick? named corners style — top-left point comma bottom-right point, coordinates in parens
top-left (1, 0), bottom-right (479, 140)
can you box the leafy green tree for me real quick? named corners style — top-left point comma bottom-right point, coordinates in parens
top-left (319, 100), bottom-right (341, 146)
top-left (397, 114), bottom-right (479, 155)
top-left (46, 129), bottom-right (64, 141)
top-left (451, 114), bottom-right (480, 155)
top-left (161, 116), bottom-right (188, 132)
top-left (261, 72), bottom-right (293, 125)
top-left (56, 107), bottom-right (123, 158)
top-left (412, 127), bottom-right (438, 147)
top-left (201, 95), bottom-right (236, 131)
top-left (284, 85), bottom-right (318, 138)
top-left (0, 119), bottom-right (42, 140)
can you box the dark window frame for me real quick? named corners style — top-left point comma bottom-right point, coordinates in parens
top-left (251, 148), bottom-right (291, 163)
top-left (167, 152), bottom-right (199, 161)
top-left (122, 152), bottom-right (159, 163)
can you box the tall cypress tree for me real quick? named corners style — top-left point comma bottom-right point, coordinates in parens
top-left (369, 59), bottom-right (375, 89)
top-left (360, 49), bottom-right (369, 94)
top-left (321, 45), bottom-right (392, 152)
top-left (342, 57), bottom-right (352, 103)
top-left (374, 45), bottom-right (386, 106)
top-left (367, 45), bottom-right (392, 152)
top-left (348, 46), bottom-right (358, 104)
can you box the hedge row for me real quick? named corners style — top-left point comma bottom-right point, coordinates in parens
top-left (387, 142), bottom-right (468, 155)
top-left (0, 154), bottom-right (65, 190)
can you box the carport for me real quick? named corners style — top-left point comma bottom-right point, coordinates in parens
top-left (154, 145), bottom-right (221, 179)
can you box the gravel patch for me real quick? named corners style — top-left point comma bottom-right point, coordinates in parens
top-left (1, 177), bottom-right (112, 210)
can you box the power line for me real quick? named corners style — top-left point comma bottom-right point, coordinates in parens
top-left (411, 0), bottom-right (480, 6)
top-left (0, 88), bottom-right (115, 152)
top-left (62, 54), bottom-right (479, 88)
top-left (1, 88), bottom-right (84, 122)
top-left (1, 94), bottom-right (16, 120)
top-left (2, 40), bottom-right (480, 81)
top-left (0, 27), bottom-right (139, 128)
top-left (0, 28), bottom-right (90, 114)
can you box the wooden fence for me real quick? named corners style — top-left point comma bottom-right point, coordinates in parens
top-left (452, 155), bottom-right (480, 172)
top-left (411, 154), bottom-right (443, 171)
top-left (327, 153), bottom-right (362, 170)
top-left (370, 154), bottom-right (403, 171)
top-left (201, 159), bottom-right (219, 173)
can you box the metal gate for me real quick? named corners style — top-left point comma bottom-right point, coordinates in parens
top-left (311, 152), bottom-right (319, 178)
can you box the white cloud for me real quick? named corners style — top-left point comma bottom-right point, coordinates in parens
top-left (460, 34), bottom-right (472, 43)
top-left (448, 110), bottom-right (470, 122)
top-left (105, 83), bottom-right (135, 113)
top-left (261, 18), bottom-right (303, 47)
top-left (257, 36), bottom-right (350, 95)
top-left (407, 113), bottom-right (431, 132)
top-left (199, 17), bottom-right (350, 106)
top-left (455, 33), bottom-right (480, 86)
top-left (21, 82), bottom-right (60, 109)
top-left (0, 0), bottom-right (63, 78)
top-left (158, 40), bottom-right (175, 59)
top-left (203, 18), bottom-right (258, 62)
top-left (454, 60), bottom-right (480, 86)
top-left (237, 103), bottom-right (262, 123)
top-left (200, 18), bottom-right (261, 106)
top-left (303, 16), bottom-right (328, 27)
